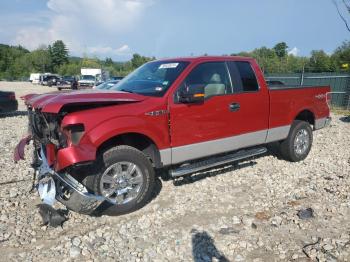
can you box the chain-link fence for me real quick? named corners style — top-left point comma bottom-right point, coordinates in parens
top-left (328, 92), bottom-right (350, 114)
top-left (265, 73), bottom-right (350, 113)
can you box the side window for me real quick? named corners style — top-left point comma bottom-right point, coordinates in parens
top-left (180, 62), bottom-right (232, 98)
top-left (227, 61), bottom-right (259, 92)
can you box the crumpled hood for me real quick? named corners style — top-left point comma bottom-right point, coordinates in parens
top-left (23, 90), bottom-right (147, 113)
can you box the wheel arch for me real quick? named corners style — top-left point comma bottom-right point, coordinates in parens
top-left (96, 132), bottom-right (162, 168)
top-left (294, 109), bottom-right (315, 127)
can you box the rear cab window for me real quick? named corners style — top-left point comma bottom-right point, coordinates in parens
top-left (227, 61), bottom-right (259, 93)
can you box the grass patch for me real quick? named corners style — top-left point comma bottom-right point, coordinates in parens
top-left (331, 107), bottom-right (350, 115)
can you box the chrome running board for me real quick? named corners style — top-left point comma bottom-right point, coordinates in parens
top-left (170, 147), bottom-right (267, 178)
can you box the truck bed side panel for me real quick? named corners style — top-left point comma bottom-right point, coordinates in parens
top-left (268, 86), bottom-right (330, 129)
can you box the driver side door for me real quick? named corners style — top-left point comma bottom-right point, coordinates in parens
top-left (169, 61), bottom-right (237, 164)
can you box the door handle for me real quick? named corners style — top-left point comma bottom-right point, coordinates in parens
top-left (229, 102), bottom-right (240, 112)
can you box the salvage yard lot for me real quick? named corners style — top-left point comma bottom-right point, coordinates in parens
top-left (0, 81), bottom-right (349, 261)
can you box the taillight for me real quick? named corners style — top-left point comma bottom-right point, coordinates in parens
top-left (62, 124), bottom-right (85, 146)
top-left (326, 92), bottom-right (332, 108)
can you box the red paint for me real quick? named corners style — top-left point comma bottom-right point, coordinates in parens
top-left (46, 143), bottom-right (56, 166)
top-left (20, 56), bottom-right (330, 171)
top-left (24, 90), bottom-right (147, 113)
top-left (13, 135), bottom-right (32, 162)
top-left (54, 143), bottom-right (97, 171)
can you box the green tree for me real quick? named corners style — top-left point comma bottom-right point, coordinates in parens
top-left (332, 41), bottom-right (350, 70)
top-left (273, 42), bottom-right (288, 58)
top-left (307, 50), bottom-right (334, 72)
top-left (131, 53), bottom-right (154, 68)
top-left (58, 63), bottom-right (81, 76)
top-left (30, 46), bottom-right (52, 72)
top-left (251, 47), bottom-right (280, 73)
top-left (81, 57), bottom-right (101, 68)
top-left (49, 40), bottom-right (69, 71)
top-left (0, 44), bottom-right (29, 80)
top-left (104, 57), bottom-right (114, 66)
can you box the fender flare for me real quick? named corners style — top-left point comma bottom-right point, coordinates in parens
top-left (84, 116), bottom-right (166, 151)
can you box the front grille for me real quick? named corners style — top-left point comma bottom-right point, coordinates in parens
top-left (79, 82), bottom-right (93, 86)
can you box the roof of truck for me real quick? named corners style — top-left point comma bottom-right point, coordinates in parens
top-left (157, 55), bottom-right (255, 63)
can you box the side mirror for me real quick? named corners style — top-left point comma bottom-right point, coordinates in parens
top-left (179, 84), bottom-right (205, 103)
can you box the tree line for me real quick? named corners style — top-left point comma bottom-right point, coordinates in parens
top-left (0, 40), bottom-right (154, 80)
top-left (233, 41), bottom-right (350, 74)
top-left (0, 40), bottom-right (349, 80)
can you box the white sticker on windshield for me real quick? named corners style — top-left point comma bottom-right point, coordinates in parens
top-left (159, 63), bottom-right (179, 69)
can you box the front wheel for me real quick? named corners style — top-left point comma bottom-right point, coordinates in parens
top-left (279, 120), bottom-right (313, 162)
top-left (85, 145), bottom-right (155, 216)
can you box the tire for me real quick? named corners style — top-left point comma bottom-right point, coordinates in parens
top-left (57, 87), bottom-right (62, 91)
top-left (279, 120), bottom-right (313, 162)
top-left (84, 145), bottom-right (155, 216)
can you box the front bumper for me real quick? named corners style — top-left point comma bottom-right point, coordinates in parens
top-left (36, 146), bottom-right (106, 214)
top-left (14, 138), bottom-right (107, 214)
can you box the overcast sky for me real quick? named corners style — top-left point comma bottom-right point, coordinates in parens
top-left (0, 0), bottom-right (348, 60)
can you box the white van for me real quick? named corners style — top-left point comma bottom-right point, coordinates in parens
top-left (30, 73), bottom-right (42, 84)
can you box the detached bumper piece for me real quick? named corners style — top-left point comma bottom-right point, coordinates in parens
top-left (14, 135), bottom-right (32, 162)
top-left (36, 146), bottom-right (106, 215)
top-left (37, 203), bottom-right (68, 228)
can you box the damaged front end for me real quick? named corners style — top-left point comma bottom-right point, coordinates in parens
top-left (35, 145), bottom-right (106, 214)
top-left (14, 108), bottom-right (107, 215)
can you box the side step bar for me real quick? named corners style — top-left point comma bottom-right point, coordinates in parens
top-left (170, 147), bottom-right (267, 178)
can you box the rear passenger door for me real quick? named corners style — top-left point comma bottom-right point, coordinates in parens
top-left (226, 61), bottom-right (269, 139)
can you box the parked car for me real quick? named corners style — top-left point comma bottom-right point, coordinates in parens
top-left (57, 76), bottom-right (77, 91)
top-left (94, 80), bottom-right (120, 90)
top-left (61, 75), bottom-right (75, 84)
top-left (29, 73), bottom-right (41, 84)
top-left (41, 75), bottom-right (60, 86)
top-left (15, 56), bottom-right (331, 217)
top-left (78, 75), bottom-right (96, 88)
top-left (0, 91), bottom-right (18, 113)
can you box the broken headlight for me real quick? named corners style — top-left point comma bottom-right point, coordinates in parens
top-left (61, 124), bottom-right (85, 146)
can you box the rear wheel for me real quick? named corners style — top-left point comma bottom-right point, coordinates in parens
top-left (279, 120), bottom-right (313, 162)
top-left (85, 145), bottom-right (155, 216)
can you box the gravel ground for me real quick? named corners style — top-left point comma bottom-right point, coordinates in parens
top-left (0, 81), bottom-right (349, 262)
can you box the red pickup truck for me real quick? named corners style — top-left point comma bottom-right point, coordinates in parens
top-left (15, 56), bottom-right (331, 216)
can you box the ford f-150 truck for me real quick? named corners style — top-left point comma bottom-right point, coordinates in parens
top-left (14, 56), bottom-right (331, 216)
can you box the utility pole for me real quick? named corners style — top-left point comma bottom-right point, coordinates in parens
top-left (300, 63), bottom-right (305, 86)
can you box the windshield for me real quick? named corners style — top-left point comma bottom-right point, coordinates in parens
top-left (96, 81), bottom-right (118, 90)
top-left (81, 75), bottom-right (95, 81)
top-left (111, 61), bottom-right (189, 96)
top-left (63, 76), bottom-right (74, 81)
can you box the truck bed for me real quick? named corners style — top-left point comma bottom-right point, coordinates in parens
top-left (268, 85), bottom-right (330, 129)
